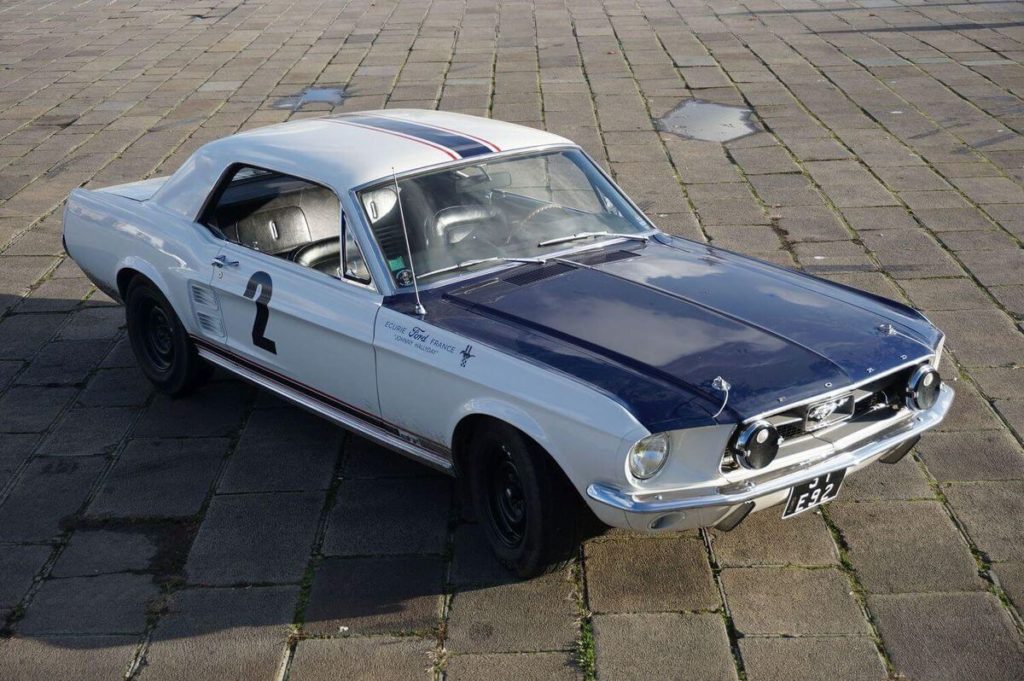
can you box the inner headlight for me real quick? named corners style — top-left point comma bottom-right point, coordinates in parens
top-left (906, 364), bottom-right (941, 411)
top-left (628, 433), bottom-right (670, 480)
top-left (732, 421), bottom-right (782, 470)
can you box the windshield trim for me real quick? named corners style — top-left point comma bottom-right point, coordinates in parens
top-left (348, 144), bottom-right (661, 294)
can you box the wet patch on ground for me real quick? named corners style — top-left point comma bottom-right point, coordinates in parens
top-left (272, 87), bottom-right (347, 111)
top-left (655, 99), bottom-right (757, 142)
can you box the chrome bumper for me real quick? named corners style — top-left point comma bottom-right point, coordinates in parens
top-left (587, 383), bottom-right (954, 515)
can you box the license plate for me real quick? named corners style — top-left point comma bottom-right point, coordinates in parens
top-left (782, 469), bottom-right (846, 518)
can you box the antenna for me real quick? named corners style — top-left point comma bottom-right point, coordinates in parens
top-left (393, 167), bottom-right (426, 316)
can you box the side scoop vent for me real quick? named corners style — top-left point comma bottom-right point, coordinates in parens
top-left (189, 281), bottom-right (224, 339)
top-left (505, 262), bottom-right (573, 286)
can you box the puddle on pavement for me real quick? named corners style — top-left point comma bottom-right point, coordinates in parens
top-left (272, 87), bottom-right (347, 111)
top-left (655, 99), bottom-right (756, 142)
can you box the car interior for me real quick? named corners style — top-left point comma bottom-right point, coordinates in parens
top-left (202, 166), bottom-right (370, 284)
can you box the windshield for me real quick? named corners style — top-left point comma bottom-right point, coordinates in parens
top-left (357, 149), bottom-right (651, 287)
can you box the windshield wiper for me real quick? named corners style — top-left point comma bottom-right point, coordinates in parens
top-left (416, 256), bottom-right (547, 281)
top-left (538, 231), bottom-right (649, 248)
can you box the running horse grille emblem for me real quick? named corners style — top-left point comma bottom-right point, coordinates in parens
top-left (804, 393), bottom-right (855, 431)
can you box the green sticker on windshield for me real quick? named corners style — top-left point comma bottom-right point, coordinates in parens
top-left (388, 256), bottom-right (406, 271)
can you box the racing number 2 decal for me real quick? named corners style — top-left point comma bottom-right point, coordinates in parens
top-left (243, 271), bottom-right (277, 354)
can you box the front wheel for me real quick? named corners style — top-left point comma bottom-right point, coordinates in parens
top-left (468, 423), bottom-right (581, 577)
top-left (125, 278), bottom-right (211, 397)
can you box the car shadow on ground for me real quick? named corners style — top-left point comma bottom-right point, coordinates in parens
top-left (0, 294), bottom-right (601, 661)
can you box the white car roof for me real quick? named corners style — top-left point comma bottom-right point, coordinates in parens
top-left (152, 110), bottom-right (573, 219)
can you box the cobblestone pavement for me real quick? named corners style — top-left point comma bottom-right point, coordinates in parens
top-left (1, 0), bottom-right (1023, 679)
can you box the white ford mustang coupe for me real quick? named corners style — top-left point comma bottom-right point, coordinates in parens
top-left (64, 110), bottom-right (953, 576)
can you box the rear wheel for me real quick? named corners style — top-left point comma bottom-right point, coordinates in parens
top-left (468, 422), bottom-right (581, 577)
top-left (125, 278), bottom-right (211, 397)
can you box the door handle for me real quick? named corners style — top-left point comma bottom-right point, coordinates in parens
top-left (211, 255), bottom-right (239, 268)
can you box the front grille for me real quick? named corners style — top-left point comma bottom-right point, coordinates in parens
top-left (720, 363), bottom-right (924, 473)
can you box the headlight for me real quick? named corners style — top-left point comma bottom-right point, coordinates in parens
top-left (906, 364), bottom-right (941, 411)
top-left (628, 433), bottom-right (670, 480)
top-left (732, 421), bottom-right (782, 470)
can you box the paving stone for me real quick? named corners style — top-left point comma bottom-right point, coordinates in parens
top-left (16, 339), bottom-right (110, 385)
top-left (0, 456), bottom-right (106, 541)
top-left (87, 438), bottom-right (227, 518)
top-left (0, 385), bottom-right (76, 432)
top-left (289, 637), bottom-right (435, 681)
top-left (0, 432), bottom-right (37, 490)
top-left (917, 429), bottom-right (1024, 481)
top-left (721, 567), bottom-right (867, 635)
top-left (445, 652), bottom-right (579, 680)
top-left (133, 381), bottom-right (251, 438)
top-left (185, 490), bottom-right (324, 585)
top-left (914, 208), bottom-right (994, 232)
top-left (900, 277), bottom-right (993, 311)
top-left (929, 310), bottom-right (1024, 367)
top-left (52, 528), bottom-right (160, 577)
top-left (584, 536), bottom-right (718, 613)
top-left (740, 637), bottom-right (886, 681)
top-left (56, 306), bottom-right (124, 340)
top-left (450, 523), bottom-right (520, 588)
top-left (0, 635), bottom-right (139, 681)
top-left (218, 406), bottom-right (341, 493)
top-left (593, 613), bottom-right (737, 681)
top-left (944, 481), bottom-right (1024, 562)
top-left (957, 248), bottom-right (1024, 287)
top-left (304, 555), bottom-right (443, 636)
top-left (0, 544), bottom-right (50, 608)
top-left (18, 573), bottom-right (158, 635)
top-left (446, 570), bottom-right (576, 653)
top-left (842, 455), bottom-right (935, 500)
top-left (711, 506), bottom-right (838, 567)
top-left (140, 586), bottom-right (298, 681)
top-left (830, 500), bottom-right (983, 593)
top-left (38, 406), bottom-right (135, 456)
top-left (342, 435), bottom-right (442, 478)
top-left (992, 561), bottom-right (1024, 617)
top-left (77, 367), bottom-right (152, 407)
top-left (994, 399), bottom-right (1024, 439)
top-left (0, 312), bottom-right (65, 359)
top-left (870, 592), bottom-right (1024, 681)
top-left (858, 228), bottom-right (963, 279)
top-left (971, 367), bottom-right (1024, 401)
top-left (323, 477), bottom-right (450, 556)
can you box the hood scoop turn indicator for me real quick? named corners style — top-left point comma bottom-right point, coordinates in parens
top-left (505, 262), bottom-right (573, 286)
top-left (576, 249), bottom-right (641, 267)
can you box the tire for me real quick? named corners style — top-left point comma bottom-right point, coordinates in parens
top-left (125, 278), bottom-right (212, 397)
top-left (468, 422), bottom-right (581, 578)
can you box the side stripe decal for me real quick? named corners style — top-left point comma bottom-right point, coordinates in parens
top-left (334, 114), bottom-right (499, 158)
top-left (191, 336), bottom-right (451, 458)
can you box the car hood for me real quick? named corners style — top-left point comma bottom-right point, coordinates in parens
top-left (442, 239), bottom-right (940, 421)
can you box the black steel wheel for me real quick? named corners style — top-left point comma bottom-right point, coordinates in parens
top-left (125, 277), bottom-right (211, 397)
top-left (468, 421), bottom-right (581, 577)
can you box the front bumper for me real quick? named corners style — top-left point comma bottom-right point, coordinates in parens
top-left (587, 383), bottom-right (954, 527)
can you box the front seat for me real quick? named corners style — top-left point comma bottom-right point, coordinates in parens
top-left (423, 205), bottom-right (503, 250)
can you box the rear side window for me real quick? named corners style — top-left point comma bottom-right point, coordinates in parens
top-left (200, 165), bottom-right (369, 286)
top-left (201, 166), bottom-right (340, 257)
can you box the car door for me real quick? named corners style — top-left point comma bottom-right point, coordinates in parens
top-left (199, 165), bottom-right (382, 418)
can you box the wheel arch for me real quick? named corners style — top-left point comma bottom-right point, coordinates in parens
top-left (448, 402), bottom-right (581, 497)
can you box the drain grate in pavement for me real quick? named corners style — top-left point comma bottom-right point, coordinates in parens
top-left (272, 87), bottom-right (347, 111)
top-left (655, 99), bottom-right (756, 143)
